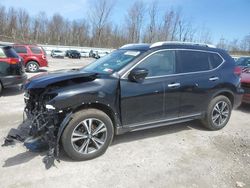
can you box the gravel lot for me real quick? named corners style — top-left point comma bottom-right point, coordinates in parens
top-left (0, 57), bottom-right (250, 188)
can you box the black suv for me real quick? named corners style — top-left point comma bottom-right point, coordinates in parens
top-left (0, 45), bottom-right (27, 94)
top-left (65, 50), bottom-right (81, 59)
top-left (5, 42), bottom-right (243, 165)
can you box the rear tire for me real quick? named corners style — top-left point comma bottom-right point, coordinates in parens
top-left (62, 109), bottom-right (114, 161)
top-left (26, 61), bottom-right (39, 72)
top-left (202, 95), bottom-right (232, 130)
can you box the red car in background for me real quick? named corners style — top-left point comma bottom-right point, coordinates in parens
top-left (241, 68), bottom-right (250, 104)
top-left (13, 44), bottom-right (48, 72)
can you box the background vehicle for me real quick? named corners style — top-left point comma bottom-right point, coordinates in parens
top-left (65, 50), bottom-right (81, 59)
top-left (80, 51), bottom-right (90, 58)
top-left (51, 50), bottom-right (64, 58)
top-left (236, 57), bottom-right (250, 68)
top-left (0, 45), bottom-right (27, 94)
top-left (13, 44), bottom-right (48, 72)
top-left (241, 68), bottom-right (250, 104)
top-left (7, 42), bottom-right (243, 164)
top-left (94, 51), bottom-right (109, 59)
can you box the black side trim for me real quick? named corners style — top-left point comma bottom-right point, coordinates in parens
top-left (115, 114), bottom-right (202, 135)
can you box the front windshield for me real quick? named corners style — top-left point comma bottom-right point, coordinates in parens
top-left (82, 49), bottom-right (142, 74)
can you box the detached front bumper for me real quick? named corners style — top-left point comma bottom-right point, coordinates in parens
top-left (2, 108), bottom-right (72, 169)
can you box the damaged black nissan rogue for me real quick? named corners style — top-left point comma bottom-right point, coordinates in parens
top-left (4, 42), bottom-right (243, 167)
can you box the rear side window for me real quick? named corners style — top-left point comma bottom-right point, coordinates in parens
top-left (2, 47), bottom-right (19, 58)
top-left (137, 50), bottom-right (175, 77)
top-left (177, 50), bottom-right (223, 73)
top-left (14, 46), bottom-right (27, 53)
top-left (0, 48), bottom-right (6, 58)
top-left (30, 46), bottom-right (42, 54)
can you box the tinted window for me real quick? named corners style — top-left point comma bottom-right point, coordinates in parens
top-left (14, 46), bottom-right (27, 53)
top-left (3, 47), bottom-right (19, 58)
top-left (137, 50), bottom-right (175, 77)
top-left (209, 53), bottom-right (223, 69)
top-left (30, 46), bottom-right (42, 54)
top-left (177, 50), bottom-right (222, 73)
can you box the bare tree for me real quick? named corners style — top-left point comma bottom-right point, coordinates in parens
top-left (89, 0), bottom-right (115, 47)
top-left (177, 19), bottom-right (196, 42)
top-left (7, 7), bottom-right (18, 41)
top-left (143, 0), bottom-right (158, 43)
top-left (17, 9), bottom-right (30, 41)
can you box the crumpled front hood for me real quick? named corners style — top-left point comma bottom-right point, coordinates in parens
top-left (24, 69), bottom-right (97, 89)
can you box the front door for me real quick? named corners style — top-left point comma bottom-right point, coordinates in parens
top-left (120, 50), bottom-right (180, 126)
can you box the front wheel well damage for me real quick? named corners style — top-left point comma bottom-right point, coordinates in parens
top-left (72, 103), bottom-right (119, 130)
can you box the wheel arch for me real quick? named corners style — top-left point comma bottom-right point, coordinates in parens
top-left (72, 102), bottom-right (121, 130)
top-left (26, 59), bottom-right (40, 66)
top-left (212, 90), bottom-right (234, 106)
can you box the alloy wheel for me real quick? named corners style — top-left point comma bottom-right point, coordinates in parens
top-left (212, 101), bottom-right (230, 127)
top-left (28, 63), bottom-right (38, 72)
top-left (71, 118), bottom-right (107, 154)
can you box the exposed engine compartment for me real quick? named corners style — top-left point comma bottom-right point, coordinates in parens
top-left (3, 87), bottom-right (69, 169)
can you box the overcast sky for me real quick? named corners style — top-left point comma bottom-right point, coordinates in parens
top-left (1, 0), bottom-right (250, 43)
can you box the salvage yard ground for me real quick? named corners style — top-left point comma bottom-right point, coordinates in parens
top-left (0, 57), bottom-right (250, 188)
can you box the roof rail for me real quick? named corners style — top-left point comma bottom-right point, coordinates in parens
top-left (150, 41), bottom-right (216, 48)
top-left (120, 43), bottom-right (148, 48)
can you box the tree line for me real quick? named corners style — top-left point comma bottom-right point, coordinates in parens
top-left (0, 0), bottom-right (249, 52)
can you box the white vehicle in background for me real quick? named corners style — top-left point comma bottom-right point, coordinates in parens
top-left (95, 51), bottom-right (109, 59)
top-left (231, 56), bottom-right (240, 62)
top-left (51, 50), bottom-right (65, 58)
top-left (80, 50), bottom-right (90, 58)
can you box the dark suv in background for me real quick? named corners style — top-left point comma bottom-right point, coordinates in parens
top-left (0, 45), bottom-right (27, 94)
top-left (65, 50), bottom-right (81, 59)
top-left (5, 42), bottom-right (243, 166)
top-left (13, 44), bottom-right (48, 72)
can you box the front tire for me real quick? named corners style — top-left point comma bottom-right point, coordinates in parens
top-left (62, 109), bottom-right (114, 161)
top-left (26, 61), bottom-right (39, 72)
top-left (202, 95), bottom-right (232, 130)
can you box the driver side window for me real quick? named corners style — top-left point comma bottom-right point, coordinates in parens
top-left (137, 50), bottom-right (176, 77)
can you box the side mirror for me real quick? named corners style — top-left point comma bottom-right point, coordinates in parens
top-left (128, 68), bottom-right (148, 82)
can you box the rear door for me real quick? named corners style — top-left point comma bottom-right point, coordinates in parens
top-left (176, 50), bottom-right (224, 116)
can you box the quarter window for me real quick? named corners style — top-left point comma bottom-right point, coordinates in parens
top-left (137, 50), bottom-right (175, 77)
top-left (30, 46), bottom-right (42, 54)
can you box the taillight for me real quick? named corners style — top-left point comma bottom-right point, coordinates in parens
top-left (42, 55), bottom-right (46, 59)
top-left (8, 58), bottom-right (19, 64)
top-left (234, 66), bottom-right (242, 76)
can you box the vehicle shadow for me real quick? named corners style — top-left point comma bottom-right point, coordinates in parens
top-left (2, 120), bottom-right (207, 167)
top-left (2, 150), bottom-right (46, 168)
top-left (112, 120), bottom-right (206, 146)
top-left (236, 103), bottom-right (250, 113)
top-left (0, 86), bottom-right (23, 97)
top-left (38, 69), bottom-right (48, 72)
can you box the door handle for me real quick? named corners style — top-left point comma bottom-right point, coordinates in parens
top-left (168, 83), bottom-right (180, 88)
top-left (209, 77), bottom-right (219, 81)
